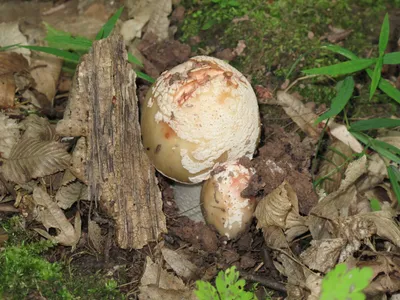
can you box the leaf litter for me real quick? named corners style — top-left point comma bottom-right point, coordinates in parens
top-left (0, 1), bottom-right (399, 299)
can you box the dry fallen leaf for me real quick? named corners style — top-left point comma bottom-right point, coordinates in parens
top-left (1, 138), bottom-right (71, 184)
top-left (55, 181), bottom-right (84, 209)
top-left (139, 256), bottom-right (195, 300)
top-left (0, 52), bottom-right (30, 107)
top-left (0, 111), bottom-right (21, 159)
top-left (122, 0), bottom-right (172, 42)
top-left (161, 248), bottom-right (199, 280)
top-left (33, 186), bottom-right (81, 247)
top-left (255, 181), bottom-right (308, 242)
top-left (88, 219), bottom-right (104, 253)
top-left (300, 238), bottom-right (346, 273)
top-left (21, 114), bottom-right (56, 141)
top-left (30, 53), bottom-right (63, 107)
top-left (317, 140), bottom-right (353, 194)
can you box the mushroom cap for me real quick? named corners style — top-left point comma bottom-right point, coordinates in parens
top-left (141, 56), bottom-right (260, 184)
top-left (200, 161), bottom-right (256, 239)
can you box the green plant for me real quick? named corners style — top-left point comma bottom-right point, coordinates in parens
top-left (320, 263), bottom-right (374, 300)
top-left (13, 7), bottom-right (153, 83)
top-left (195, 266), bottom-right (258, 300)
top-left (0, 218), bottom-right (124, 299)
top-left (302, 13), bottom-right (400, 203)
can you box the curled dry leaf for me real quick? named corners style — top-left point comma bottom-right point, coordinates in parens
top-left (1, 138), bottom-right (71, 184)
top-left (122, 0), bottom-right (172, 42)
top-left (316, 140), bottom-right (353, 194)
top-left (88, 219), bottom-right (104, 253)
top-left (262, 226), bottom-right (289, 249)
top-left (33, 186), bottom-right (81, 247)
top-left (356, 153), bottom-right (387, 193)
top-left (69, 137), bottom-right (87, 184)
top-left (0, 52), bottom-right (30, 108)
top-left (161, 247), bottom-right (199, 280)
top-left (55, 181), bottom-right (84, 209)
top-left (139, 256), bottom-right (195, 300)
top-left (255, 181), bottom-right (308, 242)
top-left (21, 114), bottom-right (56, 141)
top-left (30, 53), bottom-right (62, 106)
top-left (0, 111), bottom-right (21, 159)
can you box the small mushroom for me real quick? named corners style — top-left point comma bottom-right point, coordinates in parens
top-left (201, 161), bottom-right (256, 239)
top-left (141, 56), bottom-right (260, 184)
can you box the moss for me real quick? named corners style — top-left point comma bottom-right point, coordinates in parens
top-left (179, 0), bottom-right (399, 104)
top-left (0, 217), bottom-right (125, 300)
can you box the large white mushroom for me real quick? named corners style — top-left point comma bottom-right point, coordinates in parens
top-left (141, 56), bottom-right (260, 184)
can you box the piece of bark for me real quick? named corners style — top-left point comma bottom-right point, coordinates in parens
top-left (63, 34), bottom-right (167, 249)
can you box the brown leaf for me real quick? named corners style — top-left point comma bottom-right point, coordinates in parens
top-left (161, 248), bottom-right (199, 280)
top-left (55, 181), bottom-right (84, 209)
top-left (317, 140), bottom-right (353, 194)
top-left (33, 186), bottom-right (81, 247)
top-left (300, 238), bottom-right (346, 273)
top-left (2, 138), bottom-right (71, 184)
top-left (88, 219), bottom-right (104, 253)
top-left (30, 54), bottom-right (62, 107)
top-left (0, 111), bottom-right (21, 159)
top-left (0, 52), bottom-right (29, 107)
top-left (21, 114), bottom-right (56, 141)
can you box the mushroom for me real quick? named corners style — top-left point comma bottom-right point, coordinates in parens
top-left (200, 161), bottom-right (256, 239)
top-left (141, 56), bottom-right (260, 184)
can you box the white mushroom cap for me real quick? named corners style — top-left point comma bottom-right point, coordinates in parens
top-left (141, 56), bottom-right (260, 184)
top-left (201, 161), bottom-right (256, 239)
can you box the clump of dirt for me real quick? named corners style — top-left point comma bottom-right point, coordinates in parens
top-left (242, 125), bottom-right (318, 215)
top-left (137, 32), bottom-right (191, 78)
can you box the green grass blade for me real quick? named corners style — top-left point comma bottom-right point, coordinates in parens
top-left (136, 70), bottom-right (155, 83)
top-left (96, 6), bottom-right (124, 40)
top-left (316, 76), bottom-right (354, 123)
top-left (350, 131), bottom-right (400, 164)
top-left (366, 69), bottom-right (400, 104)
top-left (369, 57), bottom-right (383, 99)
top-left (321, 44), bottom-right (359, 60)
top-left (374, 139), bottom-right (400, 157)
top-left (387, 166), bottom-right (400, 204)
top-left (303, 58), bottom-right (376, 76)
top-left (44, 23), bottom-right (93, 51)
top-left (128, 53), bottom-right (143, 67)
top-left (382, 52), bottom-right (400, 64)
top-left (349, 118), bottom-right (400, 131)
top-left (378, 13), bottom-right (390, 56)
top-left (0, 43), bottom-right (21, 51)
top-left (20, 45), bottom-right (80, 63)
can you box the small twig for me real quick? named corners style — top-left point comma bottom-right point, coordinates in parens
top-left (0, 204), bottom-right (19, 213)
top-left (241, 272), bottom-right (287, 293)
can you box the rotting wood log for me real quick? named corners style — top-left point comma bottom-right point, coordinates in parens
top-left (57, 33), bottom-right (167, 249)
